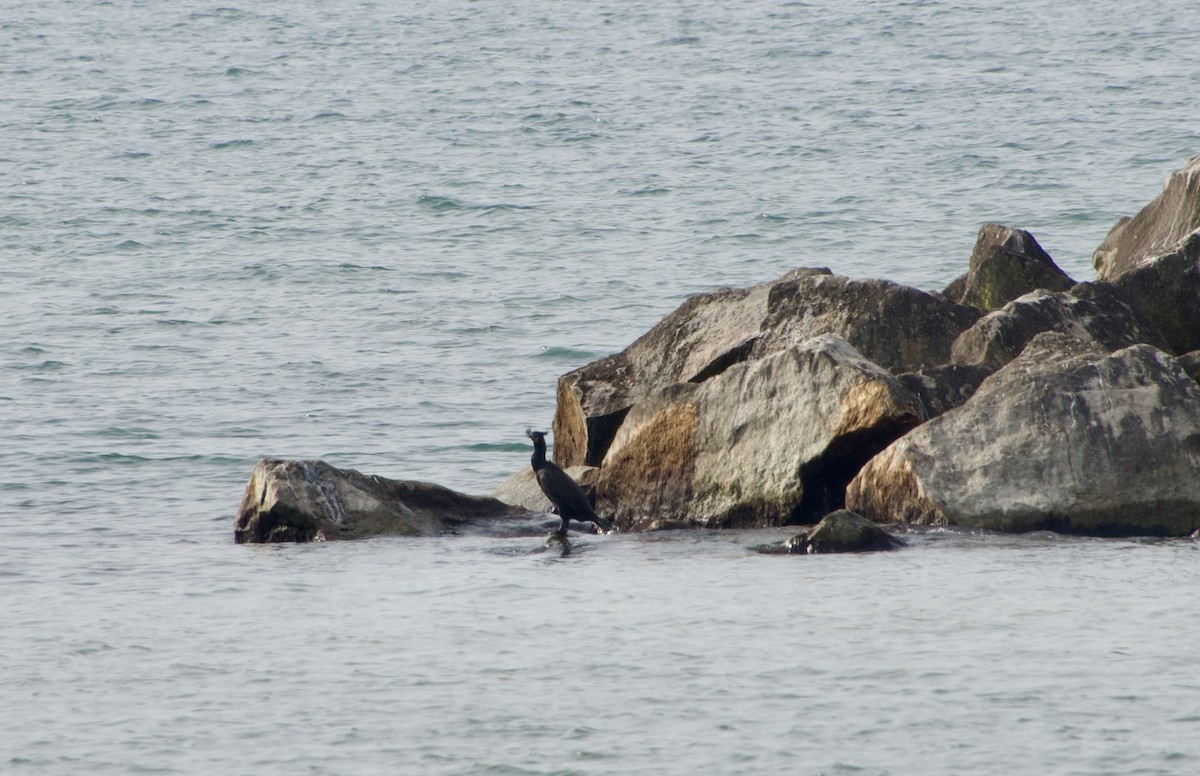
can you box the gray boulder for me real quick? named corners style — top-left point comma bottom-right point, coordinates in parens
top-left (846, 332), bottom-right (1200, 536)
top-left (896, 363), bottom-right (993, 420)
top-left (595, 335), bottom-right (926, 532)
top-left (1180, 350), bottom-right (1200, 383)
top-left (1106, 232), bottom-right (1200, 356)
top-left (779, 510), bottom-right (907, 554)
top-left (750, 273), bottom-right (982, 372)
top-left (553, 268), bottom-right (979, 469)
top-left (950, 283), bottom-right (1171, 371)
top-left (943, 223), bottom-right (1074, 310)
top-left (552, 269), bottom-right (827, 468)
top-left (234, 459), bottom-right (526, 543)
top-left (1093, 154), bottom-right (1200, 280)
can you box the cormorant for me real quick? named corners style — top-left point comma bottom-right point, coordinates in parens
top-left (526, 429), bottom-right (613, 536)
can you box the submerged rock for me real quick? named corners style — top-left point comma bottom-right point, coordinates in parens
top-left (234, 459), bottom-right (526, 543)
top-left (943, 223), bottom-right (1074, 311)
top-left (846, 332), bottom-right (1200, 536)
top-left (595, 335), bottom-right (925, 532)
top-left (779, 509), bottom-right (907, 554)
top-left (1093, 154), bottom-right (1200, 280)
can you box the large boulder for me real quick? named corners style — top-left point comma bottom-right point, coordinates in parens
top-left (234, 459), bottom-right (527, 543)
top-left (943, 223), bottom-right (1074, 310)
top-left (1106, 232), bottom-right (1200, 356)
top-left (595, 335), bottom-right (926, 532)
top-left (552, 269), bottom-right (826, 468)
top-left (846, 332), bottom-right (1200, 536)
top-left (554, 269), bottom-right (980, 468)
top-left (950, 283), bottom-right (1171, 371)
top-left (1093, 154), bottom-right (1200, 280)
top-left (750, 273), bottom-right (982, 372)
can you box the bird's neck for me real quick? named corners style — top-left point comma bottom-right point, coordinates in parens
top-left (530, 445), bottom-right (548, 471)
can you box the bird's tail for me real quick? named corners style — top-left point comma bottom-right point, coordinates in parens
top-left (595, 514), bottom-right (615, 533)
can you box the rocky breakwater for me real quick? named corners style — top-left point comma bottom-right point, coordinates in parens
top-left (237, 156), bottom-right (1200, 543)
top-left (535, 155), bottom-right (1200, 537)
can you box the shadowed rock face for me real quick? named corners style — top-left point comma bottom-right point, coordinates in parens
top-left (943, 223), bottom-right (1074, 311)
top-left (595, 335), bottom-right (926, 532)
top-left (1093, 154), bottom-right (1200, 280)
top-left (847, 332), bottom-right (1200, 537)
top-left (553, 268), bottom-right (978, 469)
top-left (234, 459), bottom-right (526, 543)
top-left (1106, 232), bottom-right (1200, 356)
top-left (950, 283), bottom-right (1172, 371)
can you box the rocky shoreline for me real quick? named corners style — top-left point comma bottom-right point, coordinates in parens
top-left (235, 155), bottom-right (1200, 548)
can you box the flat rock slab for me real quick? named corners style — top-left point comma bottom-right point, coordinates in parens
top-left (234, 459), bottom-right (528, 543)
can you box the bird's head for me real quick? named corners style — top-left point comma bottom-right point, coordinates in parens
top-left (525, 428), bottom-right (547, 445)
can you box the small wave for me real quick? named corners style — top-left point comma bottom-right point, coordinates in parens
top-left (536, 346), bottom-right (597, 362)
top-left (115, 239), bottom-right (147, 250)
top-left (209, 139), bottom-right (255, 150)
top-left (95, 426), bottom-right (162, 440)
top-left (417, 194), bottom-right (464, 211)
top-left (339, 262), bottom-right (393, 272)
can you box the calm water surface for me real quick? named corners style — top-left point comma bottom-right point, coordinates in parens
top-left (3, 0), bottom-right (1199, 773)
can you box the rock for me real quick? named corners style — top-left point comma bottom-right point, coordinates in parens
top-left (846, 332), bottom-right (1200, 536)
top-left (552, 268), bottom-right (979, 468)
top-left (1106, 232), bottom-right (1200, 356)
top-left (751, 273), bottom-right (982, 373)
top-left (1180, 350), bottom-right (1200, 383)
top-left (595, 335), bottom-right (926, 532)
top-left (943, 223), bottom-right (1074, 310)
top-left (234, 459), bottom-right (526, 543)
top-left (781, 510), bottom-right (907, 554)
top-left (950, 283), bottom-right (1172, 371)
top-left (1093, 154), bottom-right (1200, 280)
top-left (552, 270), bottom-right (824, 468)
top-left (896, 363), bottom-right (993, 420)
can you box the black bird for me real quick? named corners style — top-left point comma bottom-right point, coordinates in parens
top-left (526, 429), bottom-right (613, 535)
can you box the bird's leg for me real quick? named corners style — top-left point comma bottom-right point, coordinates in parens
top-left (543, 529), bottom-right (570, 555)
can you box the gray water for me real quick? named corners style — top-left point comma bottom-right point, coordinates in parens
top-left (3, 1), bottom-right (1199, 773)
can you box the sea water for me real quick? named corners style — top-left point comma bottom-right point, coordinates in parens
top-left (3, 1), bottom-right (1199, 773)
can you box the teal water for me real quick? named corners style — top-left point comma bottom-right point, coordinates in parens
top-left (3, 1), bottom-right (1200, 773)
